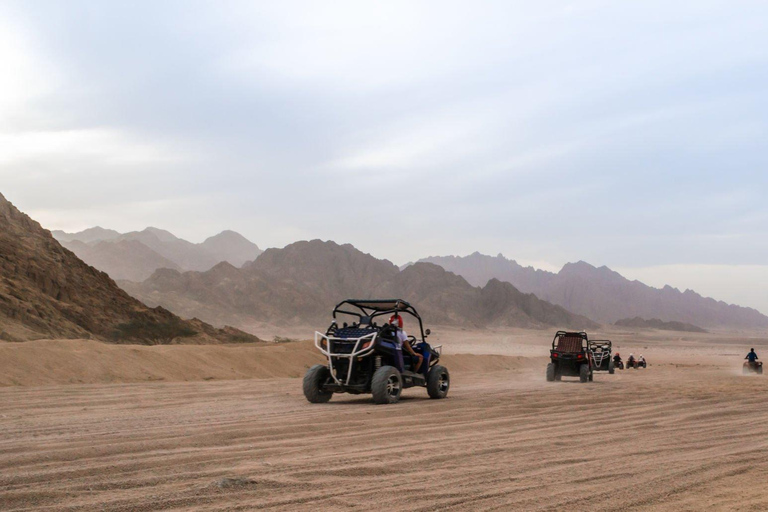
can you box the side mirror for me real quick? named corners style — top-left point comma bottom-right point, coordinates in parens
top-left (425, 329), bottom-right (431, 336)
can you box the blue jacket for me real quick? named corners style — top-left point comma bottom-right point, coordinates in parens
top-left (746, 351), bottom-right (758, 362)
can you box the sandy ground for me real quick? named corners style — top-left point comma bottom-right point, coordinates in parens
top-left (1, 327), bottom-right (768, 511)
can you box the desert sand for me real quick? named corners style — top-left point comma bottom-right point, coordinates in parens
top-left (1, 327), bottom-right (767, 511)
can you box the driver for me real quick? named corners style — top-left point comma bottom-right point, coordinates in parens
top-left (390, 314), bottom-right (423, 372)
top-left (746, 348), bottom-right (759, 364)
top-left (613, 352), bottom-right (622, 363)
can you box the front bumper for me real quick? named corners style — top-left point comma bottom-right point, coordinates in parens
top-left (315, 331), bottom-right (377, 386)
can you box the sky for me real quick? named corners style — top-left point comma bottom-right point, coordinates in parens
top-left (1, 1), bottom-right (767, 313)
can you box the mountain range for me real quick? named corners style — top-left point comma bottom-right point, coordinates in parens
top-left (39, 228), bottom-right (768, 332)
top-left (417, 252), bottom-right (768, 329)
top-left (121, 240), bottom-right (597, 331)
top-left (52, 227), bottom-right (262, 281)
top-left (0, 192), bottom-right (259, 344)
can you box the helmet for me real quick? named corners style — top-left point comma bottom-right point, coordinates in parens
top-left (629, 353), bottom-right (634, 357)
top-left (389, 314), bottom-right (403, 328)
top-left (615, 352), bottom-right (620, 356)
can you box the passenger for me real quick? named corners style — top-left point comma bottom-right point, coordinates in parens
top-left (745, 348), bottom-right (759, 363)
top-left (390, 314), bottom-right (423, 372)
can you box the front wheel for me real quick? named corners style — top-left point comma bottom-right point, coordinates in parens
top-left (579, 364), bottom-right (590, 383)
top-left (303, 365), bottom-right (333, 403)
top-left (371, 366), bottom-right (402, 404)
top-left (608, 360), bottom-right (615, 374)
top-left (427, 365), bottom-right (450, 399)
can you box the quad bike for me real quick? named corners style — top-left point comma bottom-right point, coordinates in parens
top-left (546, 331), bottom-right (593, 383)
top-left (743, 360), bottom-right (763, 375)
top-left (304, 299), bottom-right (449, 404)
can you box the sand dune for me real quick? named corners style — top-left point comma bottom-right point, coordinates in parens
top-left (0, 339), bottom-right (322, 386)
top-left (0, 338), bottom-right (537, 387)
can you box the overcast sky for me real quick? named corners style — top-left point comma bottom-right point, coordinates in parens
top-left (1, 1), bottom-right (767, 313)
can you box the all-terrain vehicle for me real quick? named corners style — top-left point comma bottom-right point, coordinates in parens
top-left (743, 360), bottom-right (763, 375)
top-left (303, 299), bottom-right (449, 404)
top-left (588, 340), bottom-right (615, 374)
top-left (546, 331), bottom-right (593, 383)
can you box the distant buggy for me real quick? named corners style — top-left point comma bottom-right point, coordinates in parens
top-left (546, 331), bottom-right (593, 383)
top-left (588, 340), bottom-right (615, 374)
top-left (303, 299), bottom-right (449, 404)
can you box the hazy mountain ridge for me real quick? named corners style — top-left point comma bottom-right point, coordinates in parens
top-left (54, 226), bottom-right (262, 281)
top-left (123, 240), bottom-right (596, 331)
top-left (614, 317), bottom-right (708, 333)
top-left (0, 192), bottom-right (260, 344)
top-left (418, 253), bottom-right (768, 329)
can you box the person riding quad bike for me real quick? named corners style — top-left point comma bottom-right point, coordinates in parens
top-left (627, 353), bottom-right (637, 369)
top-left (743, 348), bottom-right (762, 375)
top-left (613, 352), bottom-right (624, 370)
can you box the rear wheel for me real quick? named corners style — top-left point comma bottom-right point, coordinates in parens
top-left (608, 360), bottom-right (615, 374)
top-left (546, 363), bottom-right (556, 382)
top-left (371, 366), bottom-right (402, 404)
top-left (759, 366), bottom-right (764, 375)
top-left (303, 365), bottom-right (333, 403)
top-left (579, 364), bottom-right (590, 383)
top-left (427, 365), bottom-right (450, 399)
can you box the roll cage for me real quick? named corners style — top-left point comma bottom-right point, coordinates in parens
top-left (332, 299), bottom-right (428, 341)
top-left (551, 331), bottom-right (589, 352)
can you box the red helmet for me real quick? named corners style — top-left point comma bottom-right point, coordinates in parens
top-left (389, 314), bottom-right (403, 328)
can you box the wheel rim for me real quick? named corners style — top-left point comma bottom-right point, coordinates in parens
top-left (438, 372), bottom-right (449, 392)
top-left (387, 375), bottom-right (400, 397)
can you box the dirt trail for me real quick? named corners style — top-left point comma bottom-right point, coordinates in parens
top-left (2, 329), bottom-right (767, 510)
top-left (2, 360), bottom-right (768, 511)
